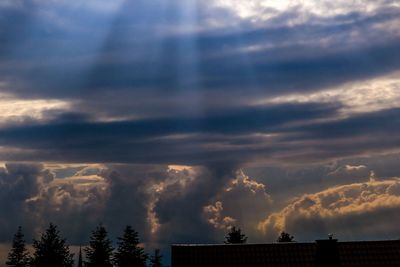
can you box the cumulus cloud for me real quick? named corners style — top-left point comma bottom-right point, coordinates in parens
top-left (259, 178), bottom-right (400, 241)
top-left (0, 162), bottom-right (241, 246)
top-left (0, 163), bottom-right (112, 243)
top-left (0, 163), bottom-right (234, 264)
top-left (26, 168), bottom-right (110, 242)
top-left (203, 170), bottom-right (272, 239)
top-left (98, 164), bottom-right (178, 242)
top-left (146, 165), bottom-right (198, 235)
top-left (2, 158), bottom-right (400, 265)
top-left (203, 201), bottom-right (236, 230)
top-left (150, 165), bottom-right (235, 243)
top-left (91, 164), bottom-right (269, 247)
top-left (0, 163), bottom-right (53, 240)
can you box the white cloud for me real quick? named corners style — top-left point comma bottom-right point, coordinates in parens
top-left (258, 178), bottom-right (400, 240)
top-left (212, 0), bottom-right (399, 22)
top-left (0, 93), bottom-right (71, 126)
top-left (256, 71), bottom-right (400, 116)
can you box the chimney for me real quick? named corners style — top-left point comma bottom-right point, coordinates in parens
top-left (315, 235), bottom-right (341, 267)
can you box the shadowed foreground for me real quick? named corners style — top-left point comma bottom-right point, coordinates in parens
top-left (172, 239), bottom-right (400, 267)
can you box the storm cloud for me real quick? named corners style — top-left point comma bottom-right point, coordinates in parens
top-left (1, 0), bottom-right (400, 265)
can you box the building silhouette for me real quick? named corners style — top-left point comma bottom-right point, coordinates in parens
top-left (171, 237), bottom-right (400, 267)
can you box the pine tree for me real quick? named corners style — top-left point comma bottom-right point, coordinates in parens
top-left (31, 223), bottom-right (74, 267)
top-left (277, 232), bottom-right (295, 242)
top-left (113, 226), bottom-right (147, 267)
top-left (84, 225), bottom-right (113, 267)
top-left (6, 227), bottom-right (31, 267)
top-left (149, 249), bottom-right (163, 267)
top-left (224, 226), bottom-right (247, 244)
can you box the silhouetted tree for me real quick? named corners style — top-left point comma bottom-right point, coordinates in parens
top-left (78, 247), bottom-right (83, 267)
top-left (277, 232), bottom-right (295, 242)
top-left (84, 225), bottom-right (113, 267)
top-left (31, 223), bottom-right (74, 267)
top-left (149, 249), bottom-right (163, 267)
top-left (6, 227), bottom-right (30, 267)
top-left (224, 226), bottom-right (247, 244)
top-left (113, 226), bottom-right (147, 267)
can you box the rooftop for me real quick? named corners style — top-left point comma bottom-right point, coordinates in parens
top-left (171, 239), bottom-right (400, 267)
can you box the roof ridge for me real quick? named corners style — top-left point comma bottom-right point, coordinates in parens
top-left (172, 239), bottom-right (400, 246)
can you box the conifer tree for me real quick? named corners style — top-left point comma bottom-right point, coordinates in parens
top-left (31, 223), bottom-right (74, 267)
top-left (224, 226), bottom-right (248, 244)
top-left (149, 249), bottom-right (163, 267)
top-left (84, 225), bottom-right (113, 267)
top-left (6, 227), bottom-right (31, 267)
top-left (113, 226), bottom-right (147, 267)
top-left (277, 231), bottom-right (295, 242)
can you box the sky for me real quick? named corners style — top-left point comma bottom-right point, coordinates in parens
top-left (1, 0), bottom-right (400, 265)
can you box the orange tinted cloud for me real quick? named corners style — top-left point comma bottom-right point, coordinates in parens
top-left (258, 178), bottom-right (400, 239)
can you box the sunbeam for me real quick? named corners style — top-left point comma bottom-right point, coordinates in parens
top-left (1, 1), bottom-right (400, 266)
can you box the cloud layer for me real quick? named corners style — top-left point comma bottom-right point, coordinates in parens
top-left (1, 156), bottom-right (400, 265)
top-left (1, 0), bottom-right (400, 265)
top-left (0, 0), bottom-right (400, 167)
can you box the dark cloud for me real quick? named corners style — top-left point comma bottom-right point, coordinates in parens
top-left (1, 156), bottom-right (400, 265)
top-left (1, 2), bottom-right (399, 110)
top-left (2, 105), bottom-right (400, 166)
top-left (0, 162), bottom-right (169, 244)
top-left (0, 162), bottom-right (250, 265)
top-left (152, 165), bottom-right (243, 245)
top-left (0, 102), bottom-right (338, 164)
top-left (1, 0), bottom-right (400, 264)
top-left (97, 164), bottom-right (169, 242)
top-left (0, 162), bottom-right (240, 243)
top-left (203, 170), bottom-right (272, 242)
top-left (0, 2), bottom-right (37, 58)
top-left (0, 163), bottom-right (53, 240)
top-left (289, 108), bottom-right (400, 139)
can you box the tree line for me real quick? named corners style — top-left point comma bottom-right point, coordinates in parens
top-left (7, 224), bottom-right (295, 267)
top-left (6, 224), bottom-right (163, 267)
top-left (224, 226), bottom-right (295, 244)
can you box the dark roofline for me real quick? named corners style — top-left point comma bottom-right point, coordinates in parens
top-left (172, 242), bottom-right (310, 247)
top-left (338, 239), bottom-right (400, 245)
top-left (172, 239), bottom-right (400, 247)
